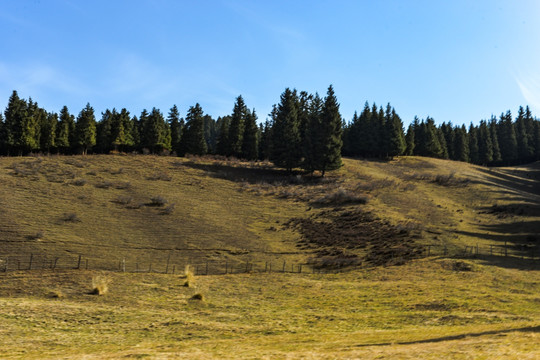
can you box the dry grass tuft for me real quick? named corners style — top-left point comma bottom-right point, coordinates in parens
top-left (183, 265), bottom-right (195, 287)
top-left (190, 293), bottom-right (204, 301)
top-left (90, 275), bottom-right (111, 295)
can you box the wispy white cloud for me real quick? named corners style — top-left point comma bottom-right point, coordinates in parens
top-left (516, 73), bottom-right (540, 112)
top-left (0, 61), bottom-right (89, 100)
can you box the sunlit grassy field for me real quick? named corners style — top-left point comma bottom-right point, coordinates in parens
top-left (0, 154), bottom-right (538, 358)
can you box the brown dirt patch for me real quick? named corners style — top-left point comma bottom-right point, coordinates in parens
top-left (285, 209), bottom-right (423, 268)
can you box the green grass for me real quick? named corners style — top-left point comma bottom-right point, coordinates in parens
top-left (0, 259), bottom-right (538, 359)
top-left (0, 154), bottom-right (539, 358)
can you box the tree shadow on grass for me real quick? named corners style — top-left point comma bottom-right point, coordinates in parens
top-left (354, 325), bottom-right (540, 347)
top-left (180, 160), bottom-right (338, 187)
top-left (476, 164), bottom-right (540, 198)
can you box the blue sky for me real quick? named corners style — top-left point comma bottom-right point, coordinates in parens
top-left (1, 0), bottom-right (540, 125)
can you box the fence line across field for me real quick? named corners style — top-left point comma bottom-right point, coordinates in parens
top-left (0, 243), bottom-right (538, 274)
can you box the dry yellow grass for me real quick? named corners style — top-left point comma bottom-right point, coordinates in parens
top-left (0, 154), bottom-right (538, 358)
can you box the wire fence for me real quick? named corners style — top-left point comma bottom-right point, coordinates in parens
top-left (0, 242), bottom-right (538, 275)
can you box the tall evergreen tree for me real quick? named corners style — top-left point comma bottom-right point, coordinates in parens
top-left (56, 106), bottom-right (74, 153)
top-left (453, 125), bottom-right (469, 162)
top-left (215, 116), bottom-right (230, 156)
top-left (270, 88), bottom-right (301, 172)
top-left (0, 113), bottom-right (5, 154)
top-left (385, 107), bottom-right (406, 158)
top-left (75, 103), bottom-right (97, 155)
top-left (440, 122), bottom-right (455, 160)
top-left (241, 108), bottom-right (259, 160)
top-left (141, 107), bottom-right (170, 153)
top-left (227, 95), bottom-right (247, 157)
top-left (40, 111), bottom-right (57, 154)
top-left (258, 119), bottom-right (272, 161)
top-left (488, 116), bottom-right (502, 163)
top-left (203, 115), bottom-right (218, 154)
top-left (498, 111), bottom-right (518, 164)
top-left (404, 123), bottom-right (415, 156)
top-left (477, 120), bottom-right (493, 165)
top-left (96, 109), bottom-right (113, 153)
top-left (303, 93), bottom-right (323, 172)
top-left (515, 106), bottom-right (533, 162)
top-left (316, 85), bottom-right (343, 175)
top-left (468, 123), bottom-right (480, 164)
top-left (180, 103), bottom-right (207, 156)
top-left (4, 91), bottom-right (32, 154)
top-left (168, 105), bottom-right (182, 153)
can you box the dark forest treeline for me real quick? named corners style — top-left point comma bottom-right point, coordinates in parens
top-left (1, 88), bottom-right (540, 170)
top-left (343, 102), bottom-right (540, 166)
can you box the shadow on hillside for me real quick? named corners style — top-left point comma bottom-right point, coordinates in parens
top-left (354, 325), bottom-right (540, 347)
top-left (180, 160), bottom-right (338, 186)
top-left (476, 164), bottom-right (540, 198)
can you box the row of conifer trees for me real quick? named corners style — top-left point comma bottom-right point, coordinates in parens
top-left (1, 88), bottom-right (540, 169)
top-left (342, 102), bottom-right (540, 166)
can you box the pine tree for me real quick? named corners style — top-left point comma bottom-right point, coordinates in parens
top-left (488, 116), bottom-right (502, 163)
top-left (40, 111), bottom-right (57, 154)
top-left (118, 108), bottom-right (135, 151)
top-left (215, 116), bottom-right (230, 156)
top-left (241, 108), bottom-right (259, 160)
top-left (27, 99), bottom-right (44, 152)
top-left (75, 103), bottom-right (97, 155)
top-left (303, 93), bottom-right (323, 172)
top-left (4, 91), bottom-right (36, 155)
top-left (404, 123), bottom-right (415, 156)
top-left (316, 85), bottom-right (343, 175)
top-left (228, 96), bottom-right (247, 157)
top-left (270, 88), bottom-right (301, 172)
top-left (141, 108), bottom-right (170, 153)
top-left (534, 120), bottom-right (540, 160)
top-left (0, 113), bottom-right (5, 154)
top-left (258, 119), bottom-right (272, 161)
top-left (168, 105), bottom-right (182, 153)
top-left (468, 124), bottom-right (479, 164)
top-left (477, 120), bottom-right (493, 165)
top-left (180, 103), bottom-right (207, 156)
top-left (203, 115), bottom-right (218, 154)
top-left (385, 107), bottom-right (406, 158)
top-left (498, 111), bottom-right (517, 164)
top-left (515, 106), bottom-right (533, 162)
top-left (131, 115), bottom-right (141, 152)
top-left (453, 125), bottom-right (469, 162)
top-left (56, 106), bottom-right (74, 153)
top-left (96, 109), bottom-right (113, 153)
top-left (440, 122), bottom-right (455, 160)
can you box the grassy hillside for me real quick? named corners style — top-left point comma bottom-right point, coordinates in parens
top-left (0, 154), bottom-right (539, 358)
top-left (1, 154), bottom-right (538, 268)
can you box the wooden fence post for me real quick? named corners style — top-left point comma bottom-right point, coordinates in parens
top-left (29, 254), bottom-right (33, 270)
top-left (77, 255), bottom-right (82, 269)
top-left (166, 252), bottom-right (171, 274)
top-left (282, 261), bottom-right (286, 273)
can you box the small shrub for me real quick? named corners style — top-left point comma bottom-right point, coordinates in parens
top-left (71, 178), bottom-right (87, 186)
top-left (62, 213), bottom-right (81, 222)
top-left (114, 196), bottom-right (133, 205)
top-left (27, 231), bottom-right (44, 240)
top-left (114, 181), bottom-right (131, 189)
top-left (90, 275), bottom-right (111, 295)
top-left (190, 293), bottom-right (204, 301)
top-left (312, 188), bottom-right (368, 205)
top-left (49, 288), bottom-right (65, 299)
top-left (148, 196), bottom-right (167, 207)
top-left (95, 180), bottom-right (113, 189)
top-left (161, 203), bottom-right (175, 215)
top-left (183, 265), bottom-right (195, 287)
